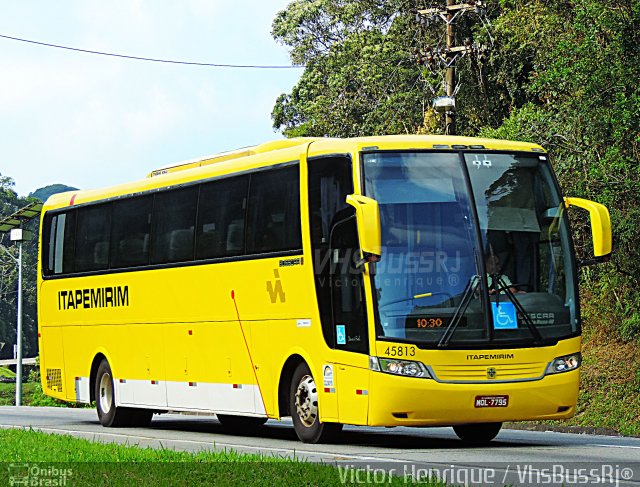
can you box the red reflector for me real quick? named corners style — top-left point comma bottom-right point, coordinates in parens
top-left (356, 389), bottom-right (369, 395)
top-left (119, 379), bottom-right (126, 383)
top-left (75, 377), bottom-right (80, 381)
top-left (188, 330), bottom-right (193, 335)
top-left (151, 380), bottom-right (157, 385)
top-left (189, 382), bottom-right (197, 387)
top-left (233, 384), bottom-right (242, 389)
top-left (38, 333), bottom-right (41, 338)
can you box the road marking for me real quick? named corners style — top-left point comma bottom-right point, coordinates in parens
top-left (590, 444), bottom-right (640, 450)
top-left (0, 424), bottom-right (408, 463)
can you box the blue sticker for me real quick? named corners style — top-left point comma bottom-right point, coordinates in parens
top-left (492, 302), bottom-right (518, 329)
top-left (336, 325), bottom-right (346, 345)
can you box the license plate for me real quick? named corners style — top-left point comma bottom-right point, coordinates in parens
top-left (475, 395), bottom-right (509, 408)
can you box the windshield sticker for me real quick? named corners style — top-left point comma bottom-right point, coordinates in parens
top-left (471, 154), bottom-right (492, 168)
top-left (492, 302), bottom-right (518, 329)
top-left (336, 325), bottom-right (347, 345)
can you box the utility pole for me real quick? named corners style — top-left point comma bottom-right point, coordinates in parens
top-left (415, 1), bottom-right (488, 135)
top-left (444, 0), bottom-right (456, 133)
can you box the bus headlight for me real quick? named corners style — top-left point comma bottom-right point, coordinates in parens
top-left (370, 356), bottom-right (432, 378)
top-left (545, 353), bottom-right (581, 375)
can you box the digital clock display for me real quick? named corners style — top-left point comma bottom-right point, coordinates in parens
top-left (405, 316), bottom-right (467, 329)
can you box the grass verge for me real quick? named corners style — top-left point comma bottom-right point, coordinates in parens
top-left (0, 429), bottom-right (444, 486)
top-left (0, 366), bottom-right (15, 378)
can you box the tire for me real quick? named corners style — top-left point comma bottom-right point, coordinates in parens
top-left (453, 422), bottom-right (502, 444)
top-left (289, 363), bottom-right (342, 443)
top-left (217, 414), bottom-right (268, 431)
top-left (95, 359), bottom-right (152, 427)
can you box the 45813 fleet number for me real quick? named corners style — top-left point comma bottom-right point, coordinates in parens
top-left (383, 345), bottom-right (416, 357)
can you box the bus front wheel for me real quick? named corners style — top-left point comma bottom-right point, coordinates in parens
top-left (95, 359), bottom-right (152, 427)
top-left (289, 363), bottom-right (342, 443)
top-left (453, 422), bottom-right (502, 444)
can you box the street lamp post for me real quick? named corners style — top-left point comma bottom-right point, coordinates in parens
top-left (9, 228), bottom-right (31, 406)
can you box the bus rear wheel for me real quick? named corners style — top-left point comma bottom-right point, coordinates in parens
top-left (289, 363), bottom-right (342, 443)
top-left (453, 422), bottom-right (502, 444)
top-left (95, 359), bottom-right (152, 427)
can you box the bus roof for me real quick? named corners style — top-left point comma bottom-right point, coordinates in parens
top-left (43, 135), bottom-right (546, 211)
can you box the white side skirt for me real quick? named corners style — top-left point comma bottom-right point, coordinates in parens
top-left (109, 378), bottom-right (266, 416)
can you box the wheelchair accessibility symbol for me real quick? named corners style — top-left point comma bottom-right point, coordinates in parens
top-left (491, 302), bottom-right (518, 330)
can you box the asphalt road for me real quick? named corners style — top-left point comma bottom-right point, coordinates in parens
top-left (1, 406), bottom-right (639, 486)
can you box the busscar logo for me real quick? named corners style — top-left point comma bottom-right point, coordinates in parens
top-left (466, 353), bottom-right (515, 360)
top-left (266, 270), bottom-right (286, 303)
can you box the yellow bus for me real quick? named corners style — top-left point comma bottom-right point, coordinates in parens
top-left (37, 135), bottom-right (612, 444)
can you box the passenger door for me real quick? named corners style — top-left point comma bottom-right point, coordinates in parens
top-left (307, 155), bottom-right (370, 425)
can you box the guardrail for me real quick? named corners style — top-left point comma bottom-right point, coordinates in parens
top-left (0, 357), bottom-right (37, 367)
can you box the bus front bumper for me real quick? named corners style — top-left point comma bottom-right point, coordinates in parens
top-left (367, 370), bottom-right (579, 427)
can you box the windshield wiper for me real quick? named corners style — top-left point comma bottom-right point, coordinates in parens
top-left (493, 275), bottom-right (544, 344)
top-left (437, 275), bottom-right (479, 347)
top-left (379, 292), bottom-right (454, 310)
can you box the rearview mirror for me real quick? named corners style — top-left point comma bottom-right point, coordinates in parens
top-left (564, 197), bottom-right (612, 264)
top-left (346, 194), bottom-right (381, 264)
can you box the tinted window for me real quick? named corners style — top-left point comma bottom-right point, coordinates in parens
top-left (74, 205), bottom-right (111, 272)
top-left (111, 196), bottom-right (152, 268)
top-left (151, 187), bottom-right (198, 264)
top-left (196, 175), bottom-right (249, 259)
top-left (308, 156), bottom-right (354, 348)
top-left (43, 214), bottom-right (57, 275)
top-left (60, 211), bottom-right (76, 274)
top-left (246, 165), bottom-right (301, 254)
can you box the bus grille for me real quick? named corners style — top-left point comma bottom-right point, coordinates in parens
top-left (46, 368), bottom-right (63, 392)
top-left (430, 362), bottom-right (546, 382)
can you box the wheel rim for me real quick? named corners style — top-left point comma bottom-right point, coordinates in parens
top-left (99, 373), bottom-right (113, 414)
top-left (294, 374), bottom-right (318, 427)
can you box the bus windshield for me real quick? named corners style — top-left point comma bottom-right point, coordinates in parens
top-left (363, 151), bottom-right (578, 348)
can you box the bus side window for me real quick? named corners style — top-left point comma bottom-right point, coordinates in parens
top-left (246, 165), bottom-right (302, 255)
top-left (151, 187), bottom-right (198, 264)
top-left (74, 204), bottom-right (111, 273)
top-left (111, 196), bottom-right (153, 268)
top-left (196, 175), bottom-right (249, 259)
top-left (43, 211), bottom-right (76, 276)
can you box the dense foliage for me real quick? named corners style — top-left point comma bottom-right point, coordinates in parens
top-left (0, 175), bottom-right (39, 359)
top-left (272, 0), bottom-right (640, 341)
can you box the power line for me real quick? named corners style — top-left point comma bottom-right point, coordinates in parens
top-left (0, 33), bottom-right (304, 69)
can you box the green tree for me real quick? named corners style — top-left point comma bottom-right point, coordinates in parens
top-left (271, 0), bottom-right (435, 137)
top-left (480, 0), bottom-right (640, 339)
top-left (0, 175), bottom-right (39, 359)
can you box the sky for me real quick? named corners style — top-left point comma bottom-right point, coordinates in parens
top-left (0, 1), bottom-right (302, 197)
